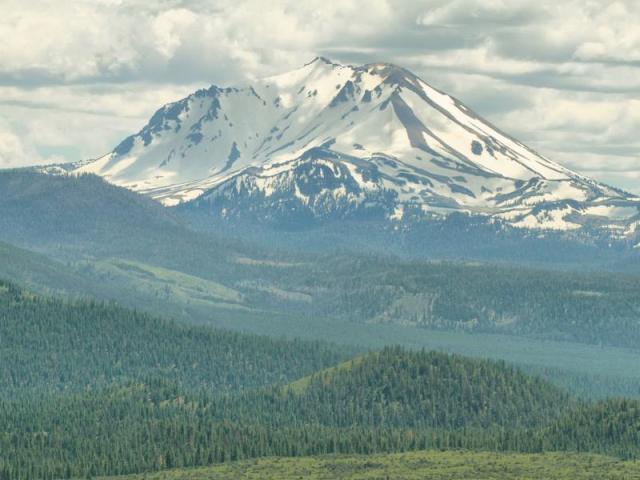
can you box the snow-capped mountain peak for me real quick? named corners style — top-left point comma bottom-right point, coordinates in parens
top-left (72, 58), bottom-right (639, 233)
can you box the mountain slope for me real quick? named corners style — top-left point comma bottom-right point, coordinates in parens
top-left (2, 172), bottom-right (640, 353)
top-left (67, 57), bottom-right (639, 235)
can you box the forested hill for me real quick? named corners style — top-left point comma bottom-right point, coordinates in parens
top-left (224, 347), bottom-right (571, 430)
top-left (0, 280), bottom-right (352, 396)
top-left (0, 170), bottom-right (253, 273)
top-left (0, 170), bottom-right (178, 244)
top-left (1, 347), bottom-right (638, 478)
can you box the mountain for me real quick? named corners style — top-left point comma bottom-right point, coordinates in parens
top-left (59, 57), bottom-right (639, 238)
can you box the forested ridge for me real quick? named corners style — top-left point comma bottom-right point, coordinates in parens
top-left (306, 257), bottom-right (640, 349)
top-left (0, 280), bottom-right (351, 396)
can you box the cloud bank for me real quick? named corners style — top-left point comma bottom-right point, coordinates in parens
top-left (0, 0), bottom-right (638, 192)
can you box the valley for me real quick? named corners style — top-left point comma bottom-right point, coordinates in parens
top-left (1, 171), bottom-right (640, 403)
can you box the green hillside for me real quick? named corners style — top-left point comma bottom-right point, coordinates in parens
top-left (0, 170), bottom-right (180, 253)
top-left (101, 450), bottom-right (640, 480)
top-left (537, 398), bottom-right (640, 459)
top-left (0, 241), bottom-right (90, 296)
top-left (306, 256), bottom-right (640, 349)
top-left (1, 171), bottom-right (640, 480)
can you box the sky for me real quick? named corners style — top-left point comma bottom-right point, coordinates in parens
top-left (0, 0), bottom-right (638, 193)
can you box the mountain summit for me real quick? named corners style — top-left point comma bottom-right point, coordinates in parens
top-left (71, 58), bottom-right (639, 235)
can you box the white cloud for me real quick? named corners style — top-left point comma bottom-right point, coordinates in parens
top-left (0, 117), bottom-right (53, 167)
top-left (152, 8), bottom-right (200, 59)
top-left (571, 2), bottom-right (640, 63)
top-left (417, 0), bottom-right (540, 27)
top-left (0, 82), bottom-right (199, 165)
top-left (0, 0), bottom-right (394, 85)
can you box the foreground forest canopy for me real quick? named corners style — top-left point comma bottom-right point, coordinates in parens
top-left (1, 281), bottom-right (639, 479)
